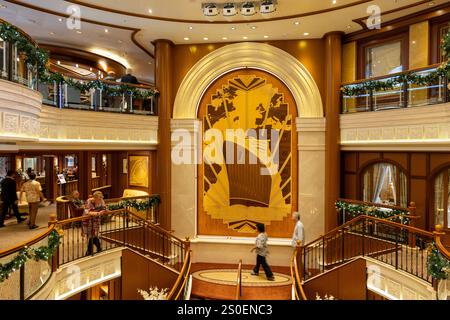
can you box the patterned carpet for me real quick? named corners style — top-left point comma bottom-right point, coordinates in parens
top-left (192, 269), bottom-right (291, 287)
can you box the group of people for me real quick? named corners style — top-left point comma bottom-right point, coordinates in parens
top-left (0, 169), bottom-right (44, 229)
top-left (251, 211), bottom-right (305, 281)
top-left (70, 190), bottom-right (108, 256)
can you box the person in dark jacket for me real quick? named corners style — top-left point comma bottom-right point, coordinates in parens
top-left (0, 170), bottom-right (26, 227)
top-left (120, 69), bottom-right (139, 84)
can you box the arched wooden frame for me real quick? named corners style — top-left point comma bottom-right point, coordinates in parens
top-left (356, 159), bottom-right (409, 206)
top-left (428, 162), bottom-right (450, 231)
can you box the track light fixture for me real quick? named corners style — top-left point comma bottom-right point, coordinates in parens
top-left (202, 1), bottom-right (277, 17)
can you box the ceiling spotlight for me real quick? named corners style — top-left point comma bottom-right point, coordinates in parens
top-left (260, 0), bottom-right (276, 14)
top-left (294, 21), bottom-right (300, 25)
top-left (222, 37), bottom-right (228, 40)
top-left (223, 3), bottom-right (237, 16)
top-left (203, 37), bottom-right (209, 40)
top-left (58, 18), bottom-right (63, 22)
top-left (303, 32), bottom-right (310, 36)
top-left (104, 29), bottom-right (109, 33)
top-left (188, 26), bottom-right (193, 30)
top-left (184, 37), bottom-right (190, 40)
top-left (241, 2), bottom-right (256, 16)
top-left (263, 35), bottom-right (269, 39)
top-left (148, 9), bottom-right (153, 14)
top-left (203, 3), bottom-right (219, 16)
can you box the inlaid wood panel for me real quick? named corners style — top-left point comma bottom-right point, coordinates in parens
top-left (197, 69), bottom-right (298, 238)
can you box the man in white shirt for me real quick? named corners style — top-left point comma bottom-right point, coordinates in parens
top-left (20, 173), bottom-right (43, 230)
top-left (292, 211), bottom-right (305, 247)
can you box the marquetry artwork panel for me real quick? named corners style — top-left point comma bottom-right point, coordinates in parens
top-left (198, 69), bottom-right (298, 238)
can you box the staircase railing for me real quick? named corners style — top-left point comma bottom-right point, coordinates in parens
top-left (0, 224), bottom-right (58, 300)
top-left (167, 250), bottom-right (192, 300)
top-left (54, 209), bottom-right (188, 271)
top-left (290, 241), bottom-right (307, 300)
top-left (302, 215), bottom-right (435, 284)
top-left (235, 260), bottom-right (242, 300)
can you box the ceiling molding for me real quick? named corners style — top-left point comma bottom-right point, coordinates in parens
top-left (351, 0), bottom-right (433, 30)
top-left (3, 0), bottom-right (154, 59)
top-left (345, 2), bottom-right (450, 42)
top-left (64, 0), bottom-right (374, 24)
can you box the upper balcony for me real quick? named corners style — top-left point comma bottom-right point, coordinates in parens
top-left (341, 64), bottom-right (449, 114)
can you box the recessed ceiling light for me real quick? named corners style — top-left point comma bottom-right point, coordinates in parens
top-left (243, 36), bottom-right (248, 40)
top-left (188, 26), bottom-right (193, 30)
top-left (303, 32), bottom-right (310, 36)
top-left (222, 37), bottom-right (228, 40)
top-left (184, 37), bottom-right (190, 41)
top-left (104, 29), bottom-right (109, 33)
top-left (332, 0), bottom-right (337, 4)
top-left (58, 18), bottom-right (63, 22)
top-left (148, 9), bottom-right (153, 14)
top-left (49, 32), bottom-right (55, 35)
top-left (264, 35), bottom-right (269, 39)
top-left (294, 21), bottom-right (300, 25)
top-left (251, 26), bottom-right (257, 30)
top-left (231, 26), bottom-right (236, 30)
top-left (346, 25), bottom-right (352, 29)
top-left (203, 37), bottom-right (209, 40)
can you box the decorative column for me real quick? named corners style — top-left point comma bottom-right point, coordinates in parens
top-left (324, 32), bottom-right (343, 232)
top-left (171, 119), bottom-right (201, 239)
top-left (154, 40), bottom-right (174, 230)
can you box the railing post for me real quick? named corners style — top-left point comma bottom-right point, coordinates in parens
top-left (296, 240), bottom-right (303, 281)
top-left (408, 202), bottom-right (416, 248)
top-left (322, 237), bottom-right (325, 273)
top-left (19, 264), bottom-right (25, 300)
top-left (369, 88), bottom-right (374, 111)
top-left (48, 213), bottom-right (59, 272)
top-left (402, 79), bottom-right (409, 108)
top-left (362, 219), bottom-right (365, 257)
top-left (341, 228), bottom-right (345, 263)
top-left (395, 231), bottom-right (399, 270)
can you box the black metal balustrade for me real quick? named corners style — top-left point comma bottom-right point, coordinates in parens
top-left (301, 216), bottom-right (435, 284)
top-left (342, 64), bottom-right (449, 113)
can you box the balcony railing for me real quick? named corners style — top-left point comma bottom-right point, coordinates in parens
top-left (342, 64), bottom-right (449, 113)
top-left (0, 38), bottom-right (38, 90)
top-left (38, 78), bottom-right (158, 116)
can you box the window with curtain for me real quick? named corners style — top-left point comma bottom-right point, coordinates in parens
top-left (365, 40), bottom-right (403, 78)
top-left (433, 168), bottom-right (450, 229)
top-left (362, 162), bottom-right (408, 207)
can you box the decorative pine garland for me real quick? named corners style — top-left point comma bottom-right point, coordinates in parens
top-left (342, 30), bottom-right (450, 97)
top-left (335, 200), bottom-right (410, 225)
top-left (0, 22), bottom-right (158, 99)
top-left (107, 195), bottom-right (161, 212)
top-left (427, 242), bottom-right (450, 280)
top-left (0, 230), bottom-right (61, 283)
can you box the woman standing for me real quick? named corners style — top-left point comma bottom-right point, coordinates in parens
top-left (83, 191), bottom-right (107, 256)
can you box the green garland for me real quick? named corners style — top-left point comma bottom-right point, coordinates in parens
top-left (107, 195), bottom-right (161, 211)
top-left (0, 230), bottom-right (61, 283)
top-left (342, 30), bottom-right (450, 97)
top-left (0, 22), bottom-right (49, 75)
top-left (335, 200), bottom-right (410, 225)
top-left (0, 22), bottom-right (158, 99)
top-left (427, 242), bottom-right (450, 280)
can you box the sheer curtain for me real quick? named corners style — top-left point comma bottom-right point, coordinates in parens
top-left (434, 173), bottom-right (444, 226)
top-left (372, 163), bottom-right (387, 203)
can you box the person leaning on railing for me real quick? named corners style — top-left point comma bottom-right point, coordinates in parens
top-left (82, 191), bottom-right (108, 256)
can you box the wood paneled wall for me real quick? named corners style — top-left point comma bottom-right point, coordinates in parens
top-left (303, 258), bottom-right (367, 300)
top-left (121, 249), bottom-right (178, 300)
top-left (341, 151), bottom-right (450, 231)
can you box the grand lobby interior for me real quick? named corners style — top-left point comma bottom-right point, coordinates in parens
top-left (0, 0), bottom-right (449, 302)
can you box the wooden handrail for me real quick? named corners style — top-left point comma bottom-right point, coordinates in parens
top-left (0, 224), bottom-right (56, 258)
top-left (341, 63), bottom-right (442, 86)
top-left (290, 245), bottom-right (307, 300)
top-left (235, 260), bottom-right (242, 300)
top-left (434, 225), bottom-right (450, 261)
top-left (167, 250), bottom-right (192, 300)
top-left (337, 198), bottom-right (413, 212)
top-left (302, 215), bottom-right (434, 248)
top-left (104, 194), bottom-right (156, 204)
top-left (91, 185), bottom-right (112, 193)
